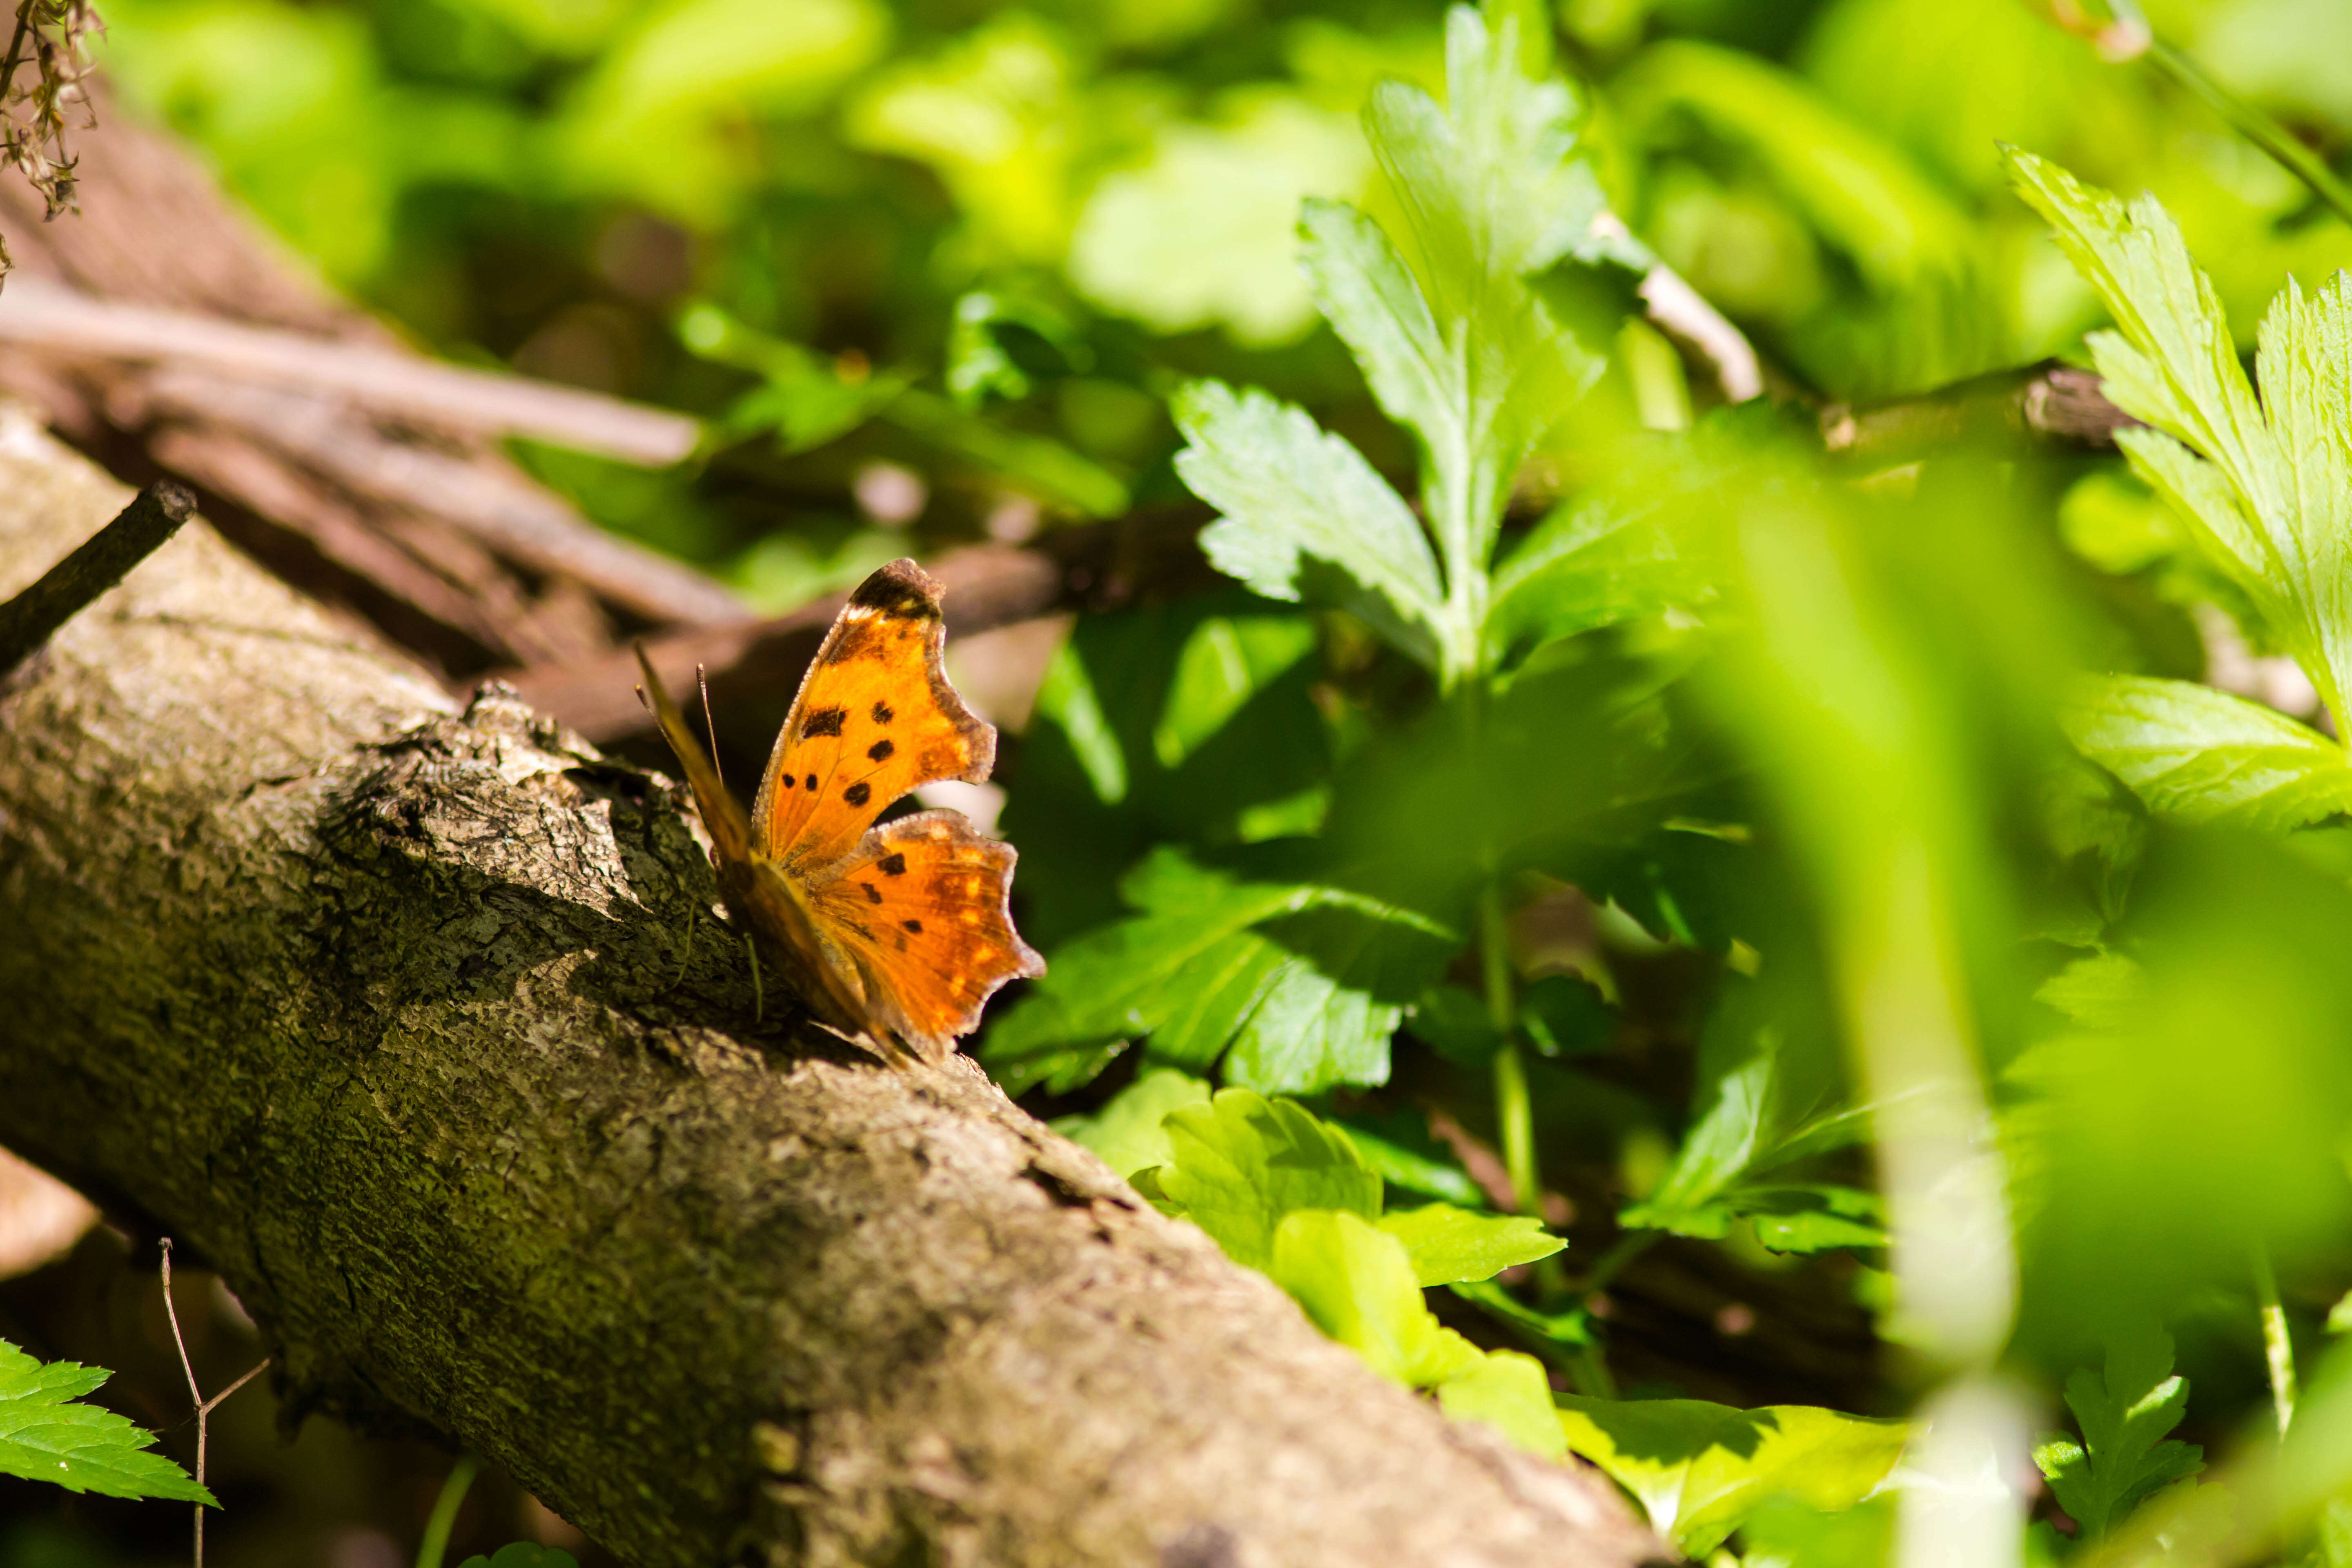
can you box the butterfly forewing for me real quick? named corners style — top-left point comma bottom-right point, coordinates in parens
top-left (750, 561), bottom-right (994, 871)
top-left (808, 810), bottom-right (1045, 1056)
top-left (634, 648), bottom-right (752, 864)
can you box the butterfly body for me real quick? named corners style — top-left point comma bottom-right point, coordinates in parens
top-left (636, 559), bottom-right (1043, 1063)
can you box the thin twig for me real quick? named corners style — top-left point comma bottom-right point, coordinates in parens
top-left (158, 1241), bottom-right (272, 1568)
top-left (0, 481), bottom-right (196, 677)
top-left (157, 1241), bottom-right (205, 1568)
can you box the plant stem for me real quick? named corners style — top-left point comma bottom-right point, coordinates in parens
top-left (2144, 43), bottom-right (2352, 229)
top-left (416, 1455), bottom-right (481, 1568)
top-left (1479, 884), bottom-right (1538, 1218)
top-left (1577, 1230), bottom-right (1659, 1298)
top-left (2254, 1246), bottom-right (2297, 1441)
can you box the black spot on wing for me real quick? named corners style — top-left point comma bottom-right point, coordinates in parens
top-left (871, 702), bottom-right (895, 725)
top-left (844, 782), bottom-right (872, 807)
top-left (867, 739), bottom-right (895, 762)
top-left (879, 853), bottom-right (907, 876)
top-left (902, 919), bottom-right (923, 933)
top-left (863, 883), bottom-right (882, 904)
top-left (805, 773), bottom-right (817, 791)
top-left (802, 706), bottom-right (846, 739)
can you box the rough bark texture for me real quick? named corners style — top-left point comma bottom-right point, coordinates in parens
top-left (0, 415), bottom-right (1658, 1567)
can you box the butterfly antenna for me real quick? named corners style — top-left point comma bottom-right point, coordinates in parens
top-left (744, 933), bottom-right (764, 1022)
top-left (697, 663), bottom-right (724, 791)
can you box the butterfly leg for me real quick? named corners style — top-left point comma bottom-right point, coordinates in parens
top-left (743, 933), bottom-right (764, 1022)
top-left (666, 904), bottom-right (699, 994)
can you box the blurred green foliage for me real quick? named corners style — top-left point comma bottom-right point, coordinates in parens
top-left (71, 0), bottom-right (2352, 1562)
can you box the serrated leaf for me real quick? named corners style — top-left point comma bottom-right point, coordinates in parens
top-left (1172, 380), bottom-right (1448, 670)
top-left (2008, 150), bottom-right (2352, 734)
top-left (1556, 1396), bottom-right (1907, 1557)
top-left (1356, 7), bottom-right (1609, 586)
top-left (1485, 483), bottom-right (1717, 662)
top-left (2032, 1319), bottom-right (2204, 1539)
top-left (1154, 1090), bottom-right (1382, 1271)
top-left (1375, 1203), bottom-right (1563, 1286)
top-left (1435, 1348), bottom-right (1568, 1459)
top-left (1050, 1068), bottom-right (1212, 1181)
top-left (1267, 1209), bottom-right (1481, 1388)
top-left (0, 1340), bottom-right (214, 1504)
top-left (2060, 673), bottom-right (2352, 830)
top-left (985, 850), bottom-right (1454, 1096)
top-left (2035, 951), bottom-right (2145, 1032)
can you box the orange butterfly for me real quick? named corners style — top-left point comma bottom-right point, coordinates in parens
top-left (635, 559), bottom-right (1043, 1063)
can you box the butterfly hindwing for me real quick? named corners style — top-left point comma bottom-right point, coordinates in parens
top-left (808, 810), bottom-right (1044, 1058)
top-left (750, 561), bottom-right (994, 871)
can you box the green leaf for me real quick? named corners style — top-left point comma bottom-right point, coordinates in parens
top-left (2031, 1320), bottom-right (2204, 1540)
top-left (1435, 1349), bottom-right (1568, 1460)
top-left (1152, 613), bottom-right (1321, 771)
top-left (985, 851), bottom-right (1456, 1096)
top-left (0, 1340), bottom-right (214, 1504)
top-left (458, 1547), bottom-right (581, 1568)
top-left (1172, 379), bottom-right (1448, 669)
top-left (1450, 1278), bottom-right (1595, 1350)
top-left (2035, 951), bottom-right (2145, 1032)
top-left (1266, 1209), bottom-right (1482, 1388)
top-left (1406, 984), bottom-right (1504, 1066)
top-left (1619, 1038), bottom-right (1775, 1233)
top-left (2008, 149), bottom-right (2352, 733)
top-left (1518, 972), bottom-right (1615, 1057)
top-left (1332, 1117), bottom-right (1488, 1207)
top-left (1032, 639), bottom-right (1128, 806)
top-left (1556, 1396), bottom-right (1908, 1557)
top-left (2060, 673), bottom-right (2352, 830)
top-left (1731, 1185), bottom-right (1885, 1255)
top-left (1153, 1090), bottom-right (1382, 1271)
top-left (1351, 7), bottom-right (1609, 593)
top-left (1050, 1068), bottom-right (1212, 1181)
top-left (1737, 1495), bottom-right (1896, 1568)
top-left (1485, 483), bottom-right (1717, 662)
top-left (945, 287), bottom-right (1090, 408)
top-left (1376, 1203), bottom-right (1562, 1286)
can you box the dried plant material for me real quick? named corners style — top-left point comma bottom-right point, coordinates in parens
top-left (0, 0), bottom-right (102, 285)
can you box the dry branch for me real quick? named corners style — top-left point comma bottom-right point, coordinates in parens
top-left (0, 414), bottom-right (1657, 1568)
top-left (0, 275), bottom-right (701, 464)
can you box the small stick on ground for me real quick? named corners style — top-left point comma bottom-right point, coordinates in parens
top-left (159, 1239), bottom-right (270, 1568)
top-left (0, 482), bottom-right (197, 677)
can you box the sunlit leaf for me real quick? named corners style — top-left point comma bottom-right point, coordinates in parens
top-left (2060, 673), bottom-right (2352, 830)
top-left (0, 1340), bottom-right (214, 1504)
top-left (2031, 1320), bottom-right (2203, 1540)
top-left (1556, 1396), bottom-right (1907, 1557)
top-left (1150, 1090), bottom-right (1381, 1271)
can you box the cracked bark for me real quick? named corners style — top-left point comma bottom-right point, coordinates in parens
top-left (0, 416), bottom-right (1659, 1567)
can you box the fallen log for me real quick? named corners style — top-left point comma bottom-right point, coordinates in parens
top-left (0, 412), bottom-right (1655, 1567)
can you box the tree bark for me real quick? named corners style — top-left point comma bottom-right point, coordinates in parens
top-left (0, 414), bottom-right (1657, 1567)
